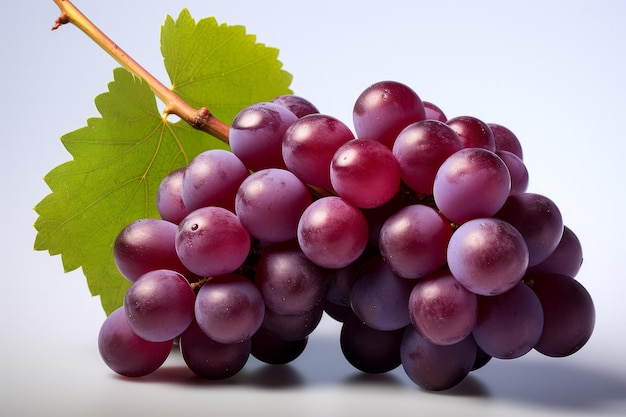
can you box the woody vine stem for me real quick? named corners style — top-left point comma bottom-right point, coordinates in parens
top-left (51, 0), bottom-right (231, 143)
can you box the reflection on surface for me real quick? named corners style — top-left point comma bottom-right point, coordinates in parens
top-left (112, 331), bottom-right (625, 416)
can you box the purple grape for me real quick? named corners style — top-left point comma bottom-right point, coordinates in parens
top-left (353, 80), bottom-right (426, 149)
top-left (408, 270), bottom-right (478, 346)
top-left (229, 102), bottom-right (298, 172)
top-left (179, 319), bottom-right (251, 380)
top-left (392, 120), bottom-right (463, 194)
top-left (195, 274), bottom-right (265, 344)
top-left (446, 115), bottom-right (495, 151)
top-left (340, 311), bottom-right (404, 374)
top-left (472, 345), bottom-right (492, 371)
top-left (529, 272), bottom-right (595, 357)
top-left (472, 282), bottom-right (544, 359)
top-left (175, 206), bottom-right (251, 277)
top-left (325, 251), bottom-right (370, 306)
top-left (260, 305), bottom-right (323, 341)
top-left (181, 149), bottom-right (249, 213)
top-left (255, 240), bottom-right (330, 315)
top-left (323, 299), bottom-right (353, 323)
top-left (422, 101), bottom-right (447, 122)
top-left (98, 307), bottom-right (173, 377)
top-left (447, 218), bottom-right (529, 296)
top-left (271, 94), bottom-right (320, 118)
top-left (282, 114), bottom-right (354, 190)
top-left (251, 326), bottom-right (308, 365)
top-left (156, 167), bottom-right (189, 224)
top-left (433, 148), bottom-right (511, 224)
top-left (235, 168), bottom-right (312, 243)
top-left (330, 138), bottom-right (401, 208)
top-left (123, 269), bottom-right (195, 342)
top-left (489, 123), bottom-right (523, 159)
top-left (114, 218), bottom-right (189, 282)
top-left (379, 204), bottom-right (453, 279)
top-left (297, 196), bottom-right (369, 269)
top-left (496, 150), bottom-right (529, 195)
top-left (527, 225), bottom-right (583, 277)
top-left (361, 189), bottom-right (416, 247)
top-left (350, 256), bottom-right (414, 331)
top-left (495, 192), bottom-right (564, 266)
top-left (400, 327), bottom-right (477, 391)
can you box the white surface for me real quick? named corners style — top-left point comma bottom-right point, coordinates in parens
top-left (2, 1), bottom-right (625, 416)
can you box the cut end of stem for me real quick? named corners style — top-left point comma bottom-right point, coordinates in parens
top-left (52, 13), bottom-right (70, 30)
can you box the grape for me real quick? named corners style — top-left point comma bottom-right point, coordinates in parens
top-left (330, 138), bottom-right (401, 208)
top-left (260, 305), bottom-right (324, 341)
top-left (392, 120), bottom-right (463, 194)
top-left (114, 218), bottom-right (189, 282)
top-left (379, 204), bottom-right (453, 279)
top-left (529, 272), bottom-right (595, 357)
top-left (235, 168), bottom-right (312, 243)
top-left (175, 206), bottom-right (251, 277)
top-left (340, 311), bottom-right (404, 374)
top-left (181, 149), bottom-right (249, 213)
top-left (251, 326), bottom-right (308, 365)
top-left (156, 167), bottom-right (189, 224)
top-left (323, 299), bottom-right (352, 323)
top-left (123, 269), bottom-right (195, 342)
top-left (194, 274), bottom-right (265, 344)
top-left (495, 192), bottom-right (564, 266)
top-left (400, 327), bottom-right (477, 391)
top-left (496, 150), bottom-right (529, 195)
top-left (350, 256), bottom-right (414, 331)
top-left (527, 225), bottom-right (583, 277)
top-left (255, 240), bottom-right (330, 315)
top-left (447, 218), bottom-right (529, 296)
top-left (446, 115), bottom-right (495, 151)
top-left (229, 102), bottom-right (298, 172)
top-left (472, 282), bottom-right (544, 359)
top-left (98, 307), bottom-right (173, 377)
top-left (271, 94), bottom-right (320, 118)
top-left (282, 114), bottom-right (354, 190)
top-left (361, 189), bottom-right (417, 247)
top-left (353, 80), bottom-right (426, 149)
top-left (472, 345), bottom-right (492, 371)
top-left (408, 270), bottom-right (478, 346)
top-left (99, 83), bottom-right (593, 391)
top-left (433, 148), bottom-right (511, 224)
top-left (422, 101), bottom-right (447, 122)
top-left (325, 251), bottom-right (370, 307)
top-left (297, 196), bottom-right (369, 269)
top-left (179, 319), bottom-right (251, 380)
top-left (489, 123), bottom-right (523, 159)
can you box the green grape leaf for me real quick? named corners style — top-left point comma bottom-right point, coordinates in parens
top-left (34, 11), bottom-right (293, 315)
top-left (162, 9), bottom-right (293, 123)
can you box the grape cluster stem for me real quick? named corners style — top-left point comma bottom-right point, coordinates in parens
top-left (50, 0), bottom-right (231, 143)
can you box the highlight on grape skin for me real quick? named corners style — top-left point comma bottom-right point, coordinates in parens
top-left (433, 147), bottom-right (511, 224)
top-left (123, 269), bottom-right (195, 342)
top-left (447, 218), bottom-right (529, 296)
top-left (235, 168), bottom-right (312, 243)
top-left (282, 113), bottom-right (354, 190)
top-left (330, 138), bottom-right (401, 209)
top-left (98, 307), bottom-right (173, 378)
top-left (175, 206), bottom-right (251, 277)
top-left (297, 196), bottom-right (369, 269)
top-left (98, 79), bottom-right (594, 393)
top-left (229, 102), bottom-right (298, 172)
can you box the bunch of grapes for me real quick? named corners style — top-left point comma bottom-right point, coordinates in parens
top-left (98, 80), bottom-right (595, 391)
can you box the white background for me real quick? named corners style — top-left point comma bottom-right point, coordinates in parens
top-left (1, 1), bottom-right (625, 416)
